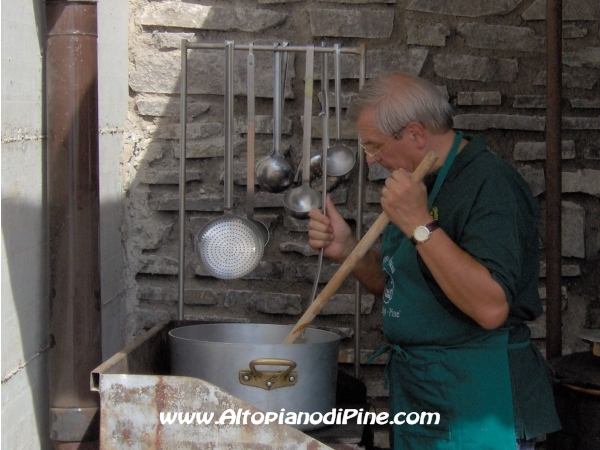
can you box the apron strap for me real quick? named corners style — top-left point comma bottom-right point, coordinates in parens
top-left (428, 131), bottom-right (463, 208)
top-left (366, 344), bottom-right (411, 390)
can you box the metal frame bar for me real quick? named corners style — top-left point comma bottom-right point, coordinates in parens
top-left (184, 42), bottom-right (364, 54)
top-left (545, 0), bottom-right (563, 367)
top-left (178, 40), bottom-right (188, 320)
top-left (178, 41), bottom-right (367, 377)
top-left (354, 44), bottom-right (367, 378)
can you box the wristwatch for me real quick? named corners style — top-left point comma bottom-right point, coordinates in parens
top-left (410, 220), bottom-right (440, 245)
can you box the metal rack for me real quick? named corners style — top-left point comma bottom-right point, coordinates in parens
top-left (178, 41), bottom-right (367, 378)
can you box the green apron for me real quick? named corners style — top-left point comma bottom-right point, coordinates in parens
top-left (372, 133), bottom-right (528, 449)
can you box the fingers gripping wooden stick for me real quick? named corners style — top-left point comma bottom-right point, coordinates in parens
top-left (282, 151), bottom-right (438, 344)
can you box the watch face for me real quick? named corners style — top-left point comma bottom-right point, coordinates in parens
top-left (414, 226), bottom-right (430, 242)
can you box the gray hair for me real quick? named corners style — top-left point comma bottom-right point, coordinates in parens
top-left (348, 72), bottom-right (454, 135)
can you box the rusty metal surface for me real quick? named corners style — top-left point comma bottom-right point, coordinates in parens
top-left (91, 320), bottom-right (171, 386)
top-left (98, 374), bottom-right (333, 449)
top-left (93, 321), bottom-right (333, 449)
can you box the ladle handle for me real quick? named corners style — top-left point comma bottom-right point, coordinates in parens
top-left (280, 41), bottom-right (288, 120)
top-left (307, 44), bottom-right (330, 308)
top-left (282, 151), bottom-right (438, 344)
top-left (301, 45), bottom-right (315, 184)
top-left (246, 45), bottom-right (255, 219)
top-left (272, 45), bottom-right (282, 156)
top-left (320, 42), bottom-right (329, 212)
top-left (334, 43), bottom-right (342, 141)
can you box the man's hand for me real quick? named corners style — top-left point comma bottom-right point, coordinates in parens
top-left (381, 168), bottom-right (432, 237)
top-left (308, 195), bottom-right (357, 263)
top-left (308, 194), bottom-right (386, 296)
top-left (380, 169), bottom-right (509, 330)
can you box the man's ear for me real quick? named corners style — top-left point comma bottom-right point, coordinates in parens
top-left (404, 122), bottom-right (427, 149)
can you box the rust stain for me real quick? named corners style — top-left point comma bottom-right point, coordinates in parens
top-left (308, 441), bottom-right (322, 450)
top-left (121, 427), bottom-right (131, 445)
top-left (154, 375), bottom-right (166, 449)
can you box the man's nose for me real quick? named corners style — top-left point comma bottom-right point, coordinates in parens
top-left (365, 153), bottom-right (378, 164)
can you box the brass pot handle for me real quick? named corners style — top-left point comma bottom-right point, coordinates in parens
top-left (249, 358), bottom-right (296, 378)
top-left (240, 358), bottom-right (298, 390)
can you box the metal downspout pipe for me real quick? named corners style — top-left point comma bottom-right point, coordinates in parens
top-left (46, 1), bottom-right (101, 448)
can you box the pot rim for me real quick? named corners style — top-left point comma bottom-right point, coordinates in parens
top-left (168, 323), bottom-right (340, 346)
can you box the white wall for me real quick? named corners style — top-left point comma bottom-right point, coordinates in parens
top-left (1, 1), bottom-right (129, 447)
top-left (98, 0), bottom-right (130, 360)
top-left (1, 0), bottom-right (50, 447)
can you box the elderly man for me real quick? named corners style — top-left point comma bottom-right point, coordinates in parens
top-left (308, 72), bottom-right (560, 449)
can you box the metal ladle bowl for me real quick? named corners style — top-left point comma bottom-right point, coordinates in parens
top-left (255, 47), bottom-right (293, 193)
top-left (255, 153), bottom-right (293, 193)
top-left (283, 183), bottom-right (322, 219)
top-left (326, 141), bottom-right (356, 177)
top-left (322, 43), bottom-right (355, 177)
top-left (283, 45), bottom-right (321, 219)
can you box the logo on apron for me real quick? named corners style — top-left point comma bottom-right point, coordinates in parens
top-left (382, 255), bottom-right (395, 305)
top-left (430, 206), bottom-right (439, 221)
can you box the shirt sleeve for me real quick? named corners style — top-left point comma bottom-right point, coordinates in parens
top-left (458, 181), bottom-right (534, 307)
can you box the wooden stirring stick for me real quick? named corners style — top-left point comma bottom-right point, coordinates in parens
top-left (282, 151), bottom-right (438, 344)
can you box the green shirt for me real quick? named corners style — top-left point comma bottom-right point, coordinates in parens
top-left (419, 133), bottom-right (542, 326)
top-left (381, 134), bottom-right (561, 439)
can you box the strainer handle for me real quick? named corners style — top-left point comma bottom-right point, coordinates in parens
top-left (224, 40), bottom-right (234, 211)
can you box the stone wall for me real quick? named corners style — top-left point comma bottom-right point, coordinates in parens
top-left (125, 0), bottom-right (599, 445)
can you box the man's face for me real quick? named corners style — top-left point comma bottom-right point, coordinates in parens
top-left (356, 109), bottom-right (414, 173)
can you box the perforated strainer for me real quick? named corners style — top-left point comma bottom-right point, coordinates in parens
top-left (196, 41), bottom-right (264, 279)
top-left (197, 216), bottom-right (264, 278)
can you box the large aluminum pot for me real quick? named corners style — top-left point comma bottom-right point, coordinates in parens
top-left (169, 323), bottom-right (340, 431)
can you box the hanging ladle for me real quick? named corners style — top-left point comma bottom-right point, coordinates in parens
top-left (255, 45), bottom-right (294, 193)
top-left (283, 44), bottom-right (322, 219)
top-left (307, 42), bottom-right (330, 303)
top-left (283, 151), bottom-right (439, 344)
top-left (323, 44), bottom-right (356, 177)
top-left (246, 44), bottom-right (269, 245)
top-left (299, 42), bottom-right (331, 344)
top-left (280, 41), bottom-right (289, 116)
